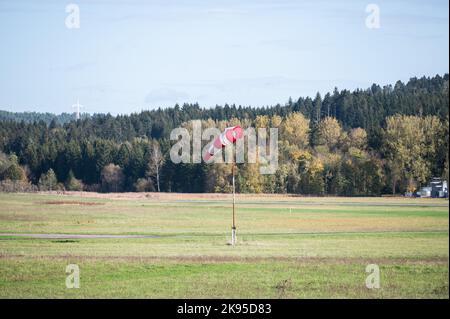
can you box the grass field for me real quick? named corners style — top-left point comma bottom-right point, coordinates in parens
top-left (0, 192), bottom-right (448, 298)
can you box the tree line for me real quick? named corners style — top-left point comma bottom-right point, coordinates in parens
top-left (0, 74), bottom-right (448, 195)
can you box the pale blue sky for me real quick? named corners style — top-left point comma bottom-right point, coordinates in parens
top-left (0, 0), bottom-right (448, 114)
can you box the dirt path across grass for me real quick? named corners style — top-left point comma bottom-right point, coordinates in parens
top-left (0, 230), bottom-right (448, 240)
top-left (0, 233), bottom-right (160, 239)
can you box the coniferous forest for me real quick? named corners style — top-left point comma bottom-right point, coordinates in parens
top-left (0, 74), bottom-right (448, 195)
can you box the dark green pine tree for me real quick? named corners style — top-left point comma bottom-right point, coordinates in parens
top-left (313, 92), bottom-right (322, 123)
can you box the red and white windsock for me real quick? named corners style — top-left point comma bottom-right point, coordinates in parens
top-left (204, 126), bottom-right (244, 162)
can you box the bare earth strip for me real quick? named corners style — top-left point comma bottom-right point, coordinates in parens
top-left (30, 191), bottom-right (449, 205)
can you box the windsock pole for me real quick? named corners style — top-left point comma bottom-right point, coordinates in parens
top-left (203, 126), bottom-right (243, 247)
top-left (231, 163), bottom-right (236, 246)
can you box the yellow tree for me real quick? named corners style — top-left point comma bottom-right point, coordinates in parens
top-left (317, 117), bottom-right (342, 150)
top-left (255, 115), bottom-right (270, 129)
top-left (270, 115), bottom-right (283, 128)
top-left (282, 112), bottom-right (310, 148)
top-left (383, 115), bottom-right (442, 193)
top-left (348, 127), bottom-right (368, 150)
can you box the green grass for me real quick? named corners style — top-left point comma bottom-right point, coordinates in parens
top-left (0, 193), bottom-right (448, 298)
top-left (1, 257), bottom-right (447, 298)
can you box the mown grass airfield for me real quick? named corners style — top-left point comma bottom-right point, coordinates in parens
top-left (0, 192), bottom-right (448, 298)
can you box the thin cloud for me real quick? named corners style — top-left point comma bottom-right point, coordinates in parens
top-left (144, 88), bottom-right (190, 104)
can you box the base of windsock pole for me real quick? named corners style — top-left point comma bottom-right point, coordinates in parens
top-left (231, 227), bottom-right (237, 246)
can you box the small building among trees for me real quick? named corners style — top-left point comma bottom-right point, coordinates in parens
top-left (416, 178), bottom-right (448, 198)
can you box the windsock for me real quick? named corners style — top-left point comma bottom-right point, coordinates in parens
top-left (204, 126), bottom-right (244, 162)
